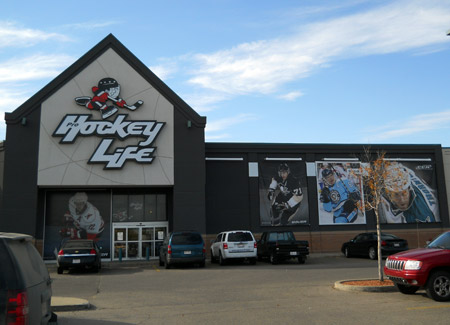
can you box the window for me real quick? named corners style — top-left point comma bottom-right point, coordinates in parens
top-left (113, 193), bottom-right (167, 222)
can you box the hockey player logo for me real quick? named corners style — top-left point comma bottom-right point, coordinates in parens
top-left (75, 77), bottom-right (144, 119)
top-left (267, 163), bottom-right (304, 226)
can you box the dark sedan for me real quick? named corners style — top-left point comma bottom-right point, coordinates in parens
top-left (341, 232), bottom-right (408, 260)
top-left (57, 239), bottom-right (101, 274)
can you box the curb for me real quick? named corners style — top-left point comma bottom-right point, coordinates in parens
top-left (52, 297), bottom-right (90, 312)
top-left (334, 279), bottom-right (397, 292)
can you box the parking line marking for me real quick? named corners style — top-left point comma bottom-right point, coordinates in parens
top-left (152, 265), bottom-right (160, 272)
top-left (407, 305), bottom-right (450, 310)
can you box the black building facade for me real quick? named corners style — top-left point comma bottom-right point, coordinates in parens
top-left (0, 35), bottom-right (448, 258)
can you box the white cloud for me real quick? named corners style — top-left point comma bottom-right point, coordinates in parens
top-left (278, 91), bottom-right (304, 101)
top-left (366, 110), bottom-right (450, 141)
top-left (183, 0), bottom-right (449, 98)
top-left (0, 22), bottom-right (70, 48)
top-left (61, 21), bottom-right (117, 30)
top-left (205, 114), bottom-right (258, 133)
top-left (0, 54), bottom-right (75, 83)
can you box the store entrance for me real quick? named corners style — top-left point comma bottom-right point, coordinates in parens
top-left (112, 222), bottom-right (168, 260)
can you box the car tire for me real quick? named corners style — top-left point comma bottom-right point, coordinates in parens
top-left (298, 256), bottom-right (306, 264)
top-left (165, 255), bottom-right (171, 269)
top-left (270, 253), bottom-right (278, 265)
top-left (426, 271), bottom-right (450, 301)
top-left (219, 252), bottom-right (226, 266)
top-left (344, 247), bottom-right (351, 258)
top-left (210, 250), bottom-right (216, 263)
top-left (57, 267), bottom-right (64, 274)
top-left (369, 247), bottom-right (377, 260)
top-left (395, 283), bottom-right (419, 295)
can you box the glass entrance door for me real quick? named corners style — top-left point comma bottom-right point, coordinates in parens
top-left (113, 222), bottom-right (168, 260)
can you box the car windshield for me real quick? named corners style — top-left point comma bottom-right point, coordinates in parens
top-left (228, 232), bottom-right (253, 242)
top-left (427, 232), bottom-right (450, 249)
top-left (172, 233), bottom-right (203, 245)
top-left (63, 241), bottom-right (93, 248)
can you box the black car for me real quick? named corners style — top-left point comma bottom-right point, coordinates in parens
top-left (57, 239), bottom-right (102, 274)
top-left (341, 232), bottom-right (408, 260)
top-left (0, 232), bottom-right (53, 324)
top-left (257, 231), bottom-right (309, 264)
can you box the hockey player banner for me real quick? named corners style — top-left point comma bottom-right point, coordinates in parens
top-left (259, 161), bottom-right (309, 226)
top-left (316, 162), bottom-right (366, 225)
top-left (371, 161), bottom-right (440, 224)
top-left (43, 191), bottom-right (111, 260)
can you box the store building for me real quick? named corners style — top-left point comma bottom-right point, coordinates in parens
top-left (0, 35), bottom-right (448, 260)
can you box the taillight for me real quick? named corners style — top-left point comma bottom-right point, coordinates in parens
top-left (203, 244), bottom-right (206, 254)
top-left (58, 249), bottom-right (64, 256)
top-left (168, 245), bottom-right (172, 255)
top-left (381, 241), bottom-right (387, 246)
top-left (254, 242), bottom-right (257, 248)
top-left (223, 243), bottom-right (228, 250)
top-left (6, 290), bottom-right (29, 325)
top-left (90, 249), bottom-right (96, 255)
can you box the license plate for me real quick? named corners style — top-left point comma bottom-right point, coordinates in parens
top-left (237, 244), bottom-right (244, 248)
top-left (184, 251), bottom-right (191, 255)
top-left (290, 252), bottom-right (298, 256)
top-left (394, 243), bottom-right (400, 247)
top-left (72, 259), bottom-right (81, 264)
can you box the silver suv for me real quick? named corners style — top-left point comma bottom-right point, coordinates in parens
top-left (0, 233), bottom-right (53, 324)
top-left (210, 230), bottom-right (257, 265)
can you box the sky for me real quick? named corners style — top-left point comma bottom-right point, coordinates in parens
top-left (1, 0), bottom-right (450, 145)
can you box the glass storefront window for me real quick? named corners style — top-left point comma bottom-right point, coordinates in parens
top-left (128, 228), bottom-right (139, 241)
top-left (129, 195), bottom-right (144, 221)
top-left (113, 195), bottom-right (128, 222)
top-left (142, 228), bottom-right (153, 240)
top-left (144, 195), bottom-right (157, 221)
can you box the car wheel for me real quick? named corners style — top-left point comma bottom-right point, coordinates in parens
top-left (270, 253), bottom-right (278, 265)
top-left (210, 250), bottom-right (216, 263)
top-left (249, 258), bottom-right (256, 265)
top-left (368, 247), bottom-right (377, 260)
top-left (57, 267), bottom-right (64, 274)
top-left (298, 256), bottom-right (306, 264)
top-left (219, 252), bottom-right (226, 266)
top-left (426, 271), bottom-right (450, 301)
top-left (165, 255), bottom-right (171, 269)
top-left (395, 283), bottom-right (419, 295)
top-left (344, 247), bottom-right (351, 258)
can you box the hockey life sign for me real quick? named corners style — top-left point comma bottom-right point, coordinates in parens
top-left (52, 78), bottom-right (165, 169)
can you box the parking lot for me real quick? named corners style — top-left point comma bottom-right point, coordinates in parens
top-left (51, 254), bottom-right (450, 324)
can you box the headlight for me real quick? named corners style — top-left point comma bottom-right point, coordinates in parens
top-left (404, 260), bottom-right (422, 270)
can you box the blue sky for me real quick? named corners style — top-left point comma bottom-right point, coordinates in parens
top-left (1, 0), bottom-right (450, 145)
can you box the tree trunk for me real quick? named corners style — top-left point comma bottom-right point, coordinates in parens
top-left (375, 210), bottom-right (384, 281)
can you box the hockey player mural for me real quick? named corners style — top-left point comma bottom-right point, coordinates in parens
top-left (317, 162), bottom-right (365, 225)
top-left (378, 162), bottom-right (440, 223)
top-left (43, 191), bottom-right (111, 259)
top-left (259, 161), bottom-right (309, 226)
top-left (75, 77), bottom-right (143, 119)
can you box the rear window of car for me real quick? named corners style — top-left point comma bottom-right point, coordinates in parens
top-left (7, 240), bottom-right (49, 287)
top-left (0, 241), bottom-right (19, 289)
top-left (63, 241), bottom-right (94, 249)
top-left (227, 232), bottom-right (253, 242)
top-left (379, 234), bottom-right (399, 240)
top-left (268, 232), bottom-right (295, 242)
top-left (171, 233), bottom-right (203, 245)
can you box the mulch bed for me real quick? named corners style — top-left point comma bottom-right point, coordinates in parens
top-left (342, 279), bottom-right (394, 286)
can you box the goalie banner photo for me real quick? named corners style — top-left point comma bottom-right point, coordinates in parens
top-left (316, 162), bottom-right (366, 225)
top-left (375, 160), bottom-right (440, 224)
top-left (43, 190), bottom-right (111, 260)
top-left (259, 161), bottom-right (309, 226)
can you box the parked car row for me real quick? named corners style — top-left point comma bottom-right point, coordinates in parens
top-left (159, 230), bottom-right (310, 268)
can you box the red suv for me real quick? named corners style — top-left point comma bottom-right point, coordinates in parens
top-left (384, 231), bottom-right (450, 301)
